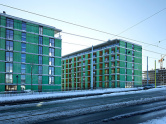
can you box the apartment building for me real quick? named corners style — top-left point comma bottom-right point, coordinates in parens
top-left (62, 39), bottom-right (142, 90)
top-left (0, 12), bottom-right (62, 92)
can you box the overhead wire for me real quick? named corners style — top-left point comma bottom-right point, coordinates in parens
top-left (1, 3), bottom-right (166, 51)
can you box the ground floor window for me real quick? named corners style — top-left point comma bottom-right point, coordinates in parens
top-left (125, 82), bottom-right (134, 88)
top-left (5, 85), bottom-right (17, 91)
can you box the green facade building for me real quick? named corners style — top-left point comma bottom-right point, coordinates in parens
top-left (62, 39), bottom-right (142, 90)
top-left (0, 12), bottom-right (62, 92)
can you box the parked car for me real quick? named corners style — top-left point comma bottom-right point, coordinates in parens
top-left (143, 84), bottom-right (155, 90)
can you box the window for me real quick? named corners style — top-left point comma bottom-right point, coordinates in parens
top-left (49, 57), bottom-right (54, 65)
top-left (39, 65), bottom-right (42, 74)
top-left (39, 46), bottom-right (43, 54)
top-left (132, 44), bottom-right (134, 49)
top-left (21, 75), bottom-right (25, 84)
top-left (21, 43), bottom-right (26, 52)
top-left (6, 63), bottom-right (13, 72)
top-left (6, 74), bottom-right (12, 83)
top-left (117, 68), bottom-right (120, 73)
top-left (49, 48), bottom-right (54, 56)
top-left (38, 76), bottom-right (42, 84)
top-left (22, 32), bottom-right (26, 41)
top-left (125, 56), bottom-right (127, 60)
top-left (49, 67), bottom-right (54, 75)
top-left (6, 18), bottom-right (14, 28)
top-left (125, 49), bottom-right (127, 54)
top-left (39, 56), bottom-right (42, 64)
top-left (21, 64), bottom-right (26, 74)
top-left (6, 41), bottom-right (13, 50)
top-left (39, 36), bottom-right (43, 45)
top-left (22, 22), bottom-right (26, 31)
top-left (6, 52), bottom-right (13, 61)
top-left (6, 29), bottom-right (13, 40)
top-left (125, 42), bottom-right (127, 48)
top-left (21, 54), bottom-right (26, 63)
top-left (49, 76), bottom-right (54, 84)
top-left (49, 38), bottom-right (54, 47)
top-left (39, 26), bottom-right (43, 35)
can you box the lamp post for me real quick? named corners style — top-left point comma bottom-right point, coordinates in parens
top-left (31, 65), bottom-right (33, 91)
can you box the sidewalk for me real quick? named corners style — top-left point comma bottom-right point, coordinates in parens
top-left (0, 88), bottom-right (141, 104)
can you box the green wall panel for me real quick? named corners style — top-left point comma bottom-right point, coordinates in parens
top-left (43, 37), bottom-right (49, 46)
top-left (14, 41), bottom-right (21, 51)
top-left (0, 39), bottom-right (5, 49)
top-left (26, 22), bottom-right (39, 34)
top-left (0, 16), bottom-right (6, 26)
top-left (0, 27), bottom-right (6, 38)
top-left (43, 46), bottom-right (49, 55)
top-left (55, 49), bottom-right (61, 57)
top-left (13, 63), bottom-right (21, 73)
top-left (14, 20), bottom-right (22, 30)
top-left (43, 27), bottom-right (54, 37)
top-left (13, 52), bottom-right (21, 62)
top-left (55, 39), bottom-right (61, 48)
top-left (14, 30), bottom-right (21, 41)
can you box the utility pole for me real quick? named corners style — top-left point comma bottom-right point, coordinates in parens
top-left (31, 64), bottom-right (33, 91)
top-left (147, 56), bottom-right (148, 85)
top-left (155, 60), bottom-right (156, 88)
top-left (91, 45), bottom-right (93, 90)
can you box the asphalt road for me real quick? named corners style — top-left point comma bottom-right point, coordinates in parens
top-left (0, 88), bottom-right (166, 124)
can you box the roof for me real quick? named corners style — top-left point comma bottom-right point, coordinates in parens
top-left (62, 39), bottom-right (142, 58)
top-left (0, 12), bottom-right (62, 32)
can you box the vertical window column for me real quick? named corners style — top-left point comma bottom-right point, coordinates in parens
top-left (21, 33), bottom-right (26, 90)
top-left (49, 38), bottom-right (55, 84)
top-left (5, 25), bottom-right (14, 90)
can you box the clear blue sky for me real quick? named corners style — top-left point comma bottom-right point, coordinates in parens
top-left (0, 0), bottom-right (166, 71)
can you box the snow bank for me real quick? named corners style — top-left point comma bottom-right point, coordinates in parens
top-left (0, 87), bottom-right (165, 104)
top-left (141, 116), bottom-right (166, 124)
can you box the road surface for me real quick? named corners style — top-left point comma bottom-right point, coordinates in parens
top-left (0, 88), bottom-right (166, 124)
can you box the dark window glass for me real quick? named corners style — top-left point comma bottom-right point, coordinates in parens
top-left (49, 76), bottom-right (54, 84)
top-left (6, 18), bottom-right (14, 28)
top-left (6, 41), bottom-right (13, 50)
top-left (125, 42), bottom-right (127, 48)
top-left (39, 26), bottom-right (43, 35)
top-left (38, 76), bottom-right (42, 84)
top-left (38, 65), bottom-right (42, 74)
top-left (49, 48), bottom-right (54, 56)
top-left (22, 32), bottom-right (26, 41)
top-left (6, 29), bottom-right (13, 40)
top-left (22, 22), bottom-right (26, 31)
top-left (21, 54), bottom-right (26, 63)
top-left (39, 56), bottom-right (42, 64)
top-left (6, 63), bottom-right (13, 72)
top-left (21, 64), bottom-right (26, 74)
top-left (6, 52), bottom-right (13, 61)
top-left (49, 67), bottom-right (54, 75)
top-left (21, 75), bottom-right (25, 84)
top-left (49, 38), bottom-right (54, 47)
top-left (39, 46), bottom-right (43, 54)
top-left (49, 57), bottom-right (54, 65)
top-left (39, 36), bottom-right (43, 45)
top-left (6, 74), bottom-right (13, 83)
top-left (21, 43), bottom-right (26, 52)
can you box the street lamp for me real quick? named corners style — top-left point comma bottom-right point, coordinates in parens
top-left (31, 65), bottom-right (33, 91)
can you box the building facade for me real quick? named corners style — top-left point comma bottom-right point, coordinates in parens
top-left (142, 69), bottom-right (166, 86)
top-left (0, 13), bottom-right (62, 92)
top-left (62, 39), bottom-right (142, 90)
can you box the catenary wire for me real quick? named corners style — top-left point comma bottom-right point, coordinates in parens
top-left (1, 3), bottom-right (166, 51)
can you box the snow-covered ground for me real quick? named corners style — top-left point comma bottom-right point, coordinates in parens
top-left (0, 87), bottom-right (165, 103)
top-left (141, 116), bottom-right (166, 124)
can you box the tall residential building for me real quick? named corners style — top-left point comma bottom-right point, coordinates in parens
top-left (62, 39), bottom-right (142, 90)
top-left (0, 12), bottom-right (62, 92)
